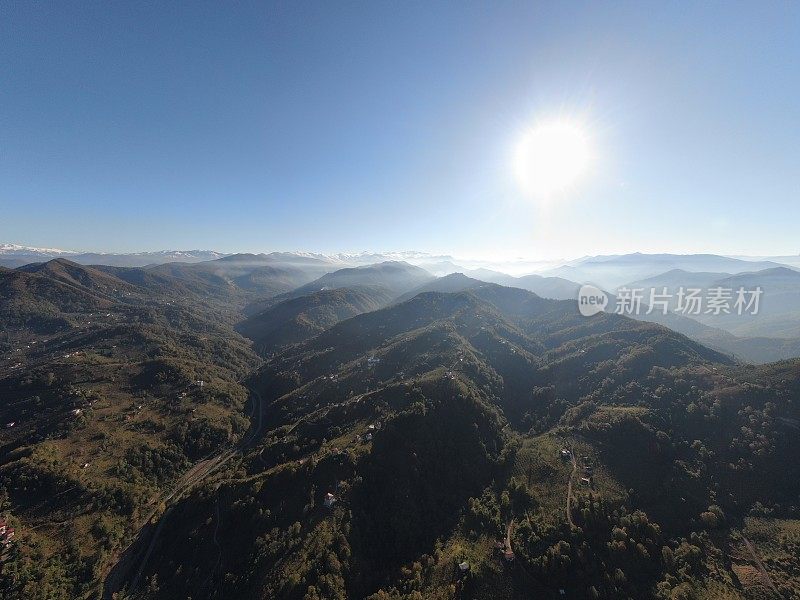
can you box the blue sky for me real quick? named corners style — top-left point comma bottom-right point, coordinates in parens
top-left (2, 1), bottom-right (799, 259)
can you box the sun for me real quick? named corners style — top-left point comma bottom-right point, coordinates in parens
top-left (513, 119), bottom-right (593, 199)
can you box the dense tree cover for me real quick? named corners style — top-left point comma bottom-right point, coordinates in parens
top-left (237, 286), bottom-right (394, 355)
top-left (123, 290), bottom-right (800, 599)
top-left (2, 265), bottom-right (799, 600)
top-left (0, 260), bottom-right (263, 599)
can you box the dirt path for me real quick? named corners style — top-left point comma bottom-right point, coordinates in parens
top-left (742, 535), bottom-right (778, 593)
top-left (566, 449), bottom-right (577, 527)
top-left (505, 520), bottom-right (514, 554)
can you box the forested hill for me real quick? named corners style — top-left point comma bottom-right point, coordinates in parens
top-left (236, 285), bottom-right (395, 355)
top-left (127, 289), bottom-right (798, 600)
top-left (2, 262), bottom-right (799, 600)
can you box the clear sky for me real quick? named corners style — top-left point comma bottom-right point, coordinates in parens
top-left (2, 1), bottom-right (799, 260)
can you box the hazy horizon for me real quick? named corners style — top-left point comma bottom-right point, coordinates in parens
top-left (3, 239), bottom-right (799, 264)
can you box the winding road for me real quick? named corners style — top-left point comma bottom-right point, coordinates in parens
top-left (505, 520), bottom-right (515, 559)
top-left (565, 448), bottom-right (577, 527)
top-left (100, 387), bottom-right (265, 599)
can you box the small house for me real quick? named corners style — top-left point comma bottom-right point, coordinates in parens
top-left (364, 433), bottom-right (373, 441)
top-left (324, 493), bottom-right (336, 509)
top-left (458, 561), bottom-right (469, 573)
top-left (560, 449), bottom-right (571, 460)
top-left (580, 477), bottom-right (592, 486)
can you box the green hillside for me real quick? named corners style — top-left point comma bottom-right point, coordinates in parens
top-left (2, 267), bottom-right (799, 600)
top-left (236, 286), bottom-right (394, 355)
top-left (113, 288), bottom-right (798, 600)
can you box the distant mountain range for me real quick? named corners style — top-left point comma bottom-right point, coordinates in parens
top-left (279, 260), bottom-right (434, 300)
top-left (465, 268), bottom-right (581, 300)
top-left (625, 266), bottom-right (800, 340)
top-left (0, 243), bottom-right (228, 268)
top-left (5, 243), bottom-right (799, 278)
top-left (390, 271), bottom-right (800, 364)
top-left (541, 252), bottom-right (797, 290)
top-left (6, 243), bottom-right (800, 362)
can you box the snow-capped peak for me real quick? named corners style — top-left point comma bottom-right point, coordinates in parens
top-left (0, 243), bottom-right (78, 256)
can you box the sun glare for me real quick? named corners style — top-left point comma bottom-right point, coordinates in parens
top-left (513, 119), bottom-right (592, 199)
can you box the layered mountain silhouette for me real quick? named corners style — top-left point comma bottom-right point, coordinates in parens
top-left (286, 260), bottom-right (435, 298)
top-left (544, 252), bottom-right (793, 290)
top-left (236, 285), bottom-right (394, 354)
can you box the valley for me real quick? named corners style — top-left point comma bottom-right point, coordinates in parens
top-left (1, 253), bottom-right (799, 599)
